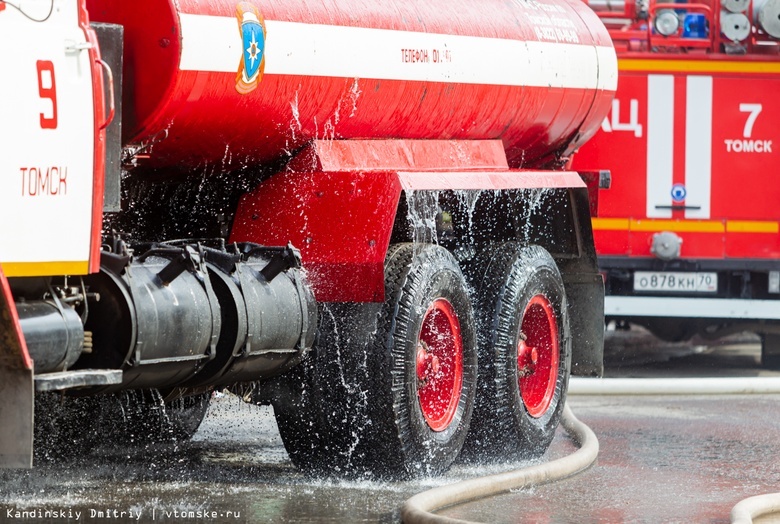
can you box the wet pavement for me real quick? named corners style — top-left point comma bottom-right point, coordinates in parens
top-left (1, 396), bottom-right (417, 523)
top-left (439, 329), bottom-right (780, 523)
top-left (440, 394), bottom-right (780, 523)
top-left (2, 329), bottom-right (779, 523)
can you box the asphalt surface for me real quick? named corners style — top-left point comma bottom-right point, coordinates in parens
top-left (1, 328), bottom-right (778, 523)
top-left (438, 330), bottom-right (780, 523)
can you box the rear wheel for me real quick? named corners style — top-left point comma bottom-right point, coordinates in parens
top-left (271, 301), bottom-right (376, 476)
top-left (158, 391), bottom-right (211, 440)
top-left (463, 243), bottom-right (570, 460)
top-left (274, 243), bottom-right (477, 478)
top-left (371, 243), bottom-right (478, 476)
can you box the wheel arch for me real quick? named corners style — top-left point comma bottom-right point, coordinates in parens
top-left (391, 185), bottom-right (604, 377)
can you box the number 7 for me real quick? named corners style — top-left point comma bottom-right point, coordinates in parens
top-left (36, 60), bottom-right (58, 129)
top-left (739, 103), bottom-right (761, 139)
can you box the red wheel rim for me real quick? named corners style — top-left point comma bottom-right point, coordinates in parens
top-left (416, 298), bottom-right (464, 432)
top-left (517, 294), bottom-right (559, 418)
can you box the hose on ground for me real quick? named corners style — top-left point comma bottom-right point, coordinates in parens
top-left (400, 403), bottom-right (598, 524)
top-left (402, 376), bottom-right (780, 523)
top-left (731, 493), bottom-right (780, 524)
top-left (568, 376), bottom-right (780, 395)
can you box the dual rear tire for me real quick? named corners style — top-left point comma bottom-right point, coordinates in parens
top-left (274, 243), bottom-right (476, 478)
top-left (273, 242), bottom-right (570, 477)
top-left (463, 243), bottom-right (571, 460)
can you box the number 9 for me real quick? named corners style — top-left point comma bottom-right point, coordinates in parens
top-left (37, 60), bottom-right (58, 129)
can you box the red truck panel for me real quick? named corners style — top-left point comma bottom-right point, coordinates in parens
top-left (574, 58), bottom-right (780, 260)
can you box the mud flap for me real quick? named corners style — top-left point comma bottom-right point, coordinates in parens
top-left (563, 272), bottom-right (605, 377)
top-left (556, 187), bottom-right (605, 377)
top-left (0, 266), bottom-right (33, 468)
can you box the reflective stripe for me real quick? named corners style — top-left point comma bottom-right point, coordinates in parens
top-left (0, 261), bottom-right (90, 278)
top-left (178, 14), bottom-right (618, 90)
top-left (646, 75), bottom-right (674, 218)
top-left (630, 219), bottom-right (724, 232)
top-left (592, 218), bottom-right (630, 230)
top-left (684, 76), bottom-right (712, 219)
top-left (592, 218), bottom-right (779, 233)
top-left (727, 221), bottom-right (780, 233)
top-left (620, 58), bottom-right (780, 74)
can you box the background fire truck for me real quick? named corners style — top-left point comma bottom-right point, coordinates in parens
top-left (0, 0), bottom-right (615, 474)
top-left (574, 0), bottom-right (780, 366)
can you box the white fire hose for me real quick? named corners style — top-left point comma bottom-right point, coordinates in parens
top-left (731, 494), bottom-right (780, 524)
top-left (568, 376), bottom-right (780, 395)
top-left (400, 403), bottom-right (598, 524)
top-left (401, 376), bottom-right (780, 524)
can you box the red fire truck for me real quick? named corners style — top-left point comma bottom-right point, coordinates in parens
top-left (573, 0), bottom-right (780, 365)
top-left (0, 0), bottom-right (615, 474)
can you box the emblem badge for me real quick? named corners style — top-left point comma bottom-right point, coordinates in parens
top-left (671, 183), bottom-right (687, 203)
top-left (235, 2), bottom-right (266, 94)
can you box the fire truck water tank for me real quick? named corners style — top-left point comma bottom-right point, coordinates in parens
top-left (84, 0), bottom-right (617, 170)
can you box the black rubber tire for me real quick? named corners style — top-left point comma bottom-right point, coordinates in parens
top-left (273, 243), bottom-right (477, 478)
top-left (271, 301), bottom-right (379, 477)
top-left (271, 303), bottom-right (364, 476)
top-left (376, 243), bottom-right (478, 477)
top-left (159, 391), bottom-right (211, 440)
top-left (462, 243), bottom-right (571, 461)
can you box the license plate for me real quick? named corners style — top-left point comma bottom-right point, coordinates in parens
top-left (634, 271), bottom-right (717, 293)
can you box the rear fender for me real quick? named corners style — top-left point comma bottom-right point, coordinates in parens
top-left (230, 139), bottom-right (588, 302)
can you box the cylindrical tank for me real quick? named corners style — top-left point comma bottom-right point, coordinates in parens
top-left (77, 253), bottom-right (219, 391)
top-left (17, 301), bottom-right (84, 373)
top-left (85, 0), bottom-right (616, 170)
top-left (74, 242), bottom-right (316, 392)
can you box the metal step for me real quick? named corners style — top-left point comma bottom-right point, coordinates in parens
top-left (34, 369), bottom-right (122, 392)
